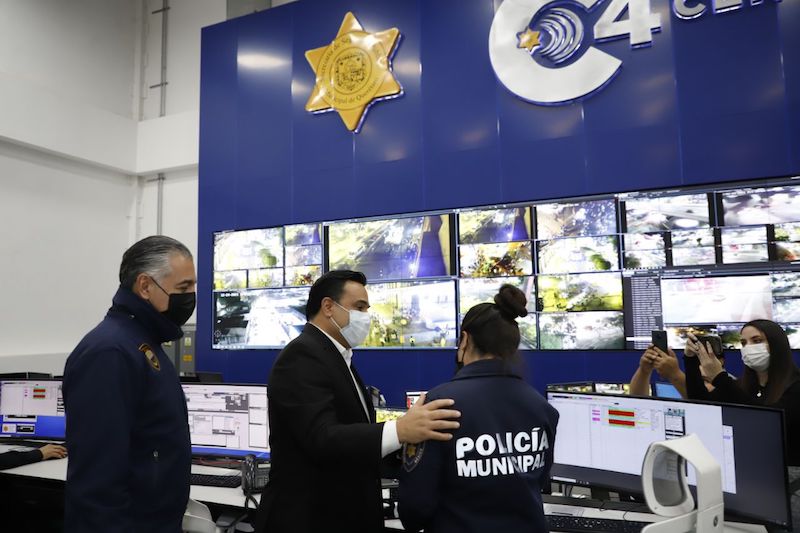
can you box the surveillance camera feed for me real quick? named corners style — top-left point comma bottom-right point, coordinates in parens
top-left (535, 199), bottom-right (617, 239)
top-left (213, 287), bottom-right (309, 349)
top-left (214, 228), bottom-right (284, 271)
top-left (774, 222), bottom-right (800, 261)
top-left (363, 280), bottom-right (457, 348)
top-left (458, 277), bottom-right (537, 349)
top-left (458, 207), bottom-right (531, 244)
top-left (720, 226), bottom-right (769, 264)
top-left (537, 236), bottom-right (619, 274)
top-left (721, 185), bottom-right (800, 225)
top-left (538, 312), bottom-right (625, 350)
top-left (623, 233), bottom-right (666, 269)
top-left (459, 242), bottom-right (533, 278)
top-left (214, 270), bottom-right (247, 290)
top-left (537, 273), bottom-right (623, 313)
top-left (284, 223), bottom-right (323, 286)
top-left (211, 177), bottom-right (800, 352)
top-left (670, 229), bottom-right (717, 266)
top-left (248, 268), bottom-right (283, 288)
top-left (327, 215), bottom-right (452, 280)
top-left (622, 193), bottom-right (710, 233)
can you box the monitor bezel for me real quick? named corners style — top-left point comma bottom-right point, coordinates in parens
top-left (545, 390), bottom-right (792, 530)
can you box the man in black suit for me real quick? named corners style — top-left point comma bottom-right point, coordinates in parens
top-left (256, 270), bottom-right (460, 533)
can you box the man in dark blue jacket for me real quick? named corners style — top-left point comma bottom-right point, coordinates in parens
top-left (63, 236), bottom-right (196, 533)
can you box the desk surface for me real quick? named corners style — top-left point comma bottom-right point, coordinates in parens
top-left (0, 445), bottom-right (259, 508)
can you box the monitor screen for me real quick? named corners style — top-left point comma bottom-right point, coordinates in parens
top-left (535, 199), bottom-right (617, 239)
top-left (0, 380), bottom-right (65, 440)
top-left (546, 382), bottom-right (595, 393)
top-left (621, 193), bottom-right (711, 233)
top-left (537, 236), bottom-right (620, 274)
top-left (183, 383), bottom-right (269, 459)
top-left (458, 242), bottom-right (533, 278)
top-left (363, 279), bottom-right (458, 348)
top-left (405, 391), bottom-right (426, 409)
top-left (458, 276), bottom-right (537, 349)
top-left (375, 407), bottom-right (406, 423)
top-left (653, 382), bottom-right (681, 399)
top-left (213, 287), bottom-right (309, 349)
top-left (721, 184), bottom-right (800, 225)
top-left (539, 311), bottom-right (625, 350)
top-left (213, 228), bottom-right (284, 271)
top-left (547, 392), bottom-right (790, 529)
top-left (593, 382), bottom-right (630, 394)
top-left (458, 207), bottom-right (531, 244)
top-left (327, 215), bottom-right (452, 280)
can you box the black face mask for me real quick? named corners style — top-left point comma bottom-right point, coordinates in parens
top-left (455, 335), bottom-right (466, 373)
top-left (152, 279), bottom-right (196, 327)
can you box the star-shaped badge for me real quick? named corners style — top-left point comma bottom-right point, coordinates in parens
top-left (305, 12), bottom-right (402, 132)
top-left (517, 28), bottom-right (541, 53)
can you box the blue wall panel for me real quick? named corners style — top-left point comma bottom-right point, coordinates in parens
top-left (197, 0), bottom-right (800, 401)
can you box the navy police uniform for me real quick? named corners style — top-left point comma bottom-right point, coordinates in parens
top-left (63, 287), bottom-right (191, 533)
top-left (399, 358), bottom-right (559, 533)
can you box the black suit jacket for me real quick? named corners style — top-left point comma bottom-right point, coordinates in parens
top-left (255, 324), bottom-right (387, 533)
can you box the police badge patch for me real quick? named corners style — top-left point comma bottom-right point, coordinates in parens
top-left (138, 343), bottom-right (161, 371)
top-left (403, 441), bottom-right (425, 472)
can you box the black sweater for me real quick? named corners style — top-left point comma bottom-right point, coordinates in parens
top-left (685, 356), bottom-right (800, 466)
top-left (0, 448), bottom-right (43, 470)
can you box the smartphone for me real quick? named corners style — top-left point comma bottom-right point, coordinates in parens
top-left (695, 334), bottom-right (723, 357)
top-left (651, 330), bottom-right (668, 353)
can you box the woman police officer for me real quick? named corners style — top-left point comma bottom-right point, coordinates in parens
top-left (398, 285), bottom-right (558, 533)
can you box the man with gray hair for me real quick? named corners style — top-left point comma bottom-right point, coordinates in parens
top-left (63, 235), bottom-right (196, 533)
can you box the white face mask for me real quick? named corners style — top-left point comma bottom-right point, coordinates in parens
top-left (741, 343), bottom-right (770, 372)
top-left (331, 302), bottom-right (371, 348)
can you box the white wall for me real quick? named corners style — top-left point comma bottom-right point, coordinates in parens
top-left (0, 0), bottom-right (137, 118)
top-left (0, 141), bottom-right (137, 374)
top-left (0, 0), bottom-right (227, 373)
top-left (141, 0), bottom-right (227, 119)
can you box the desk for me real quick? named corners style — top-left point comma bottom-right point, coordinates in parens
top-left (0, 445), bottom-right (259, 508)
top-left (543, 500), bottom-right (767, 533)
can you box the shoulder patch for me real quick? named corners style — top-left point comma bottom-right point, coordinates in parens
top-left (138, 343), bottom-right (161, 371)
top-left (403, 441), bottom-right (425, 473)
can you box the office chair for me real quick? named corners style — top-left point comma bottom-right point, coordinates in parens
top-left (182, 499), bottom-right (252, 533)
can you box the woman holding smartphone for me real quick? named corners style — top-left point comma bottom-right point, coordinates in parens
top-left (685, 319), bottom-right (800, 527)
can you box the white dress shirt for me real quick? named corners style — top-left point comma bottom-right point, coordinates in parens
top-left (311, 323), bottom-right (401, 457)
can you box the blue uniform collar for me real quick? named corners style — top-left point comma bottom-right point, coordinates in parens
top-left (452, 358), bottom-right (523, 381)
top-left (109, 286), bottom-right (184, 344)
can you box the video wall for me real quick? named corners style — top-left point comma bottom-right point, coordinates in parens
top-left (212, 177), bottom-right (800, 351)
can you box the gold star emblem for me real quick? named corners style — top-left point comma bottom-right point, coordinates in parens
top-left (517, 28), bottom-right (541, 53)
top-left (305, 12), bottom-right (402, 132)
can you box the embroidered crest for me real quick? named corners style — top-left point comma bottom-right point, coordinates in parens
top-left (403, 441), bottom-right (425, 472)
top-left (138, 343), bottom-right (161, 371)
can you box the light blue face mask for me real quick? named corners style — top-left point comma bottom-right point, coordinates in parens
top-left (740, 343), bottom-right (770, 372)
top-left (331, 302), bottom-right (371, 347)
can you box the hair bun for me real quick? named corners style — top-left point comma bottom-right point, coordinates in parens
top-left (493, 284), bottom-right (528, 319)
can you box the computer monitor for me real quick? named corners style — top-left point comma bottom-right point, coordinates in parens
top-left (593, 382), bottom-right (630, 395)
top-left (0, 379), bottom-right (65, 441)
top-left (406, 391), bottom-right (426, 409)
top-left (182, 383), bottom-right (269, 459)
top-left (546, 392), bottom-right (791, 530)
top-left (546, 382), bottom-right (594, 393)
top-left (652, 382), bottom-right (682, 399)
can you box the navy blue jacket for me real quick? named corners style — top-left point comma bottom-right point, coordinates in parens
top-left (399, 359), bottom-right (559, 533)
top-left (63, 287), bottom-right (191, 533)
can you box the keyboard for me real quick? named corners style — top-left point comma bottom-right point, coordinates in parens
top-left (190, 472), bottom-right (242, 488)
top-left (546, 514), bottom-right (650, 532)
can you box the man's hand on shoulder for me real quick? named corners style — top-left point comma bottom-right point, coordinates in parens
top-left (396, 393), bottom-right (460, 444)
